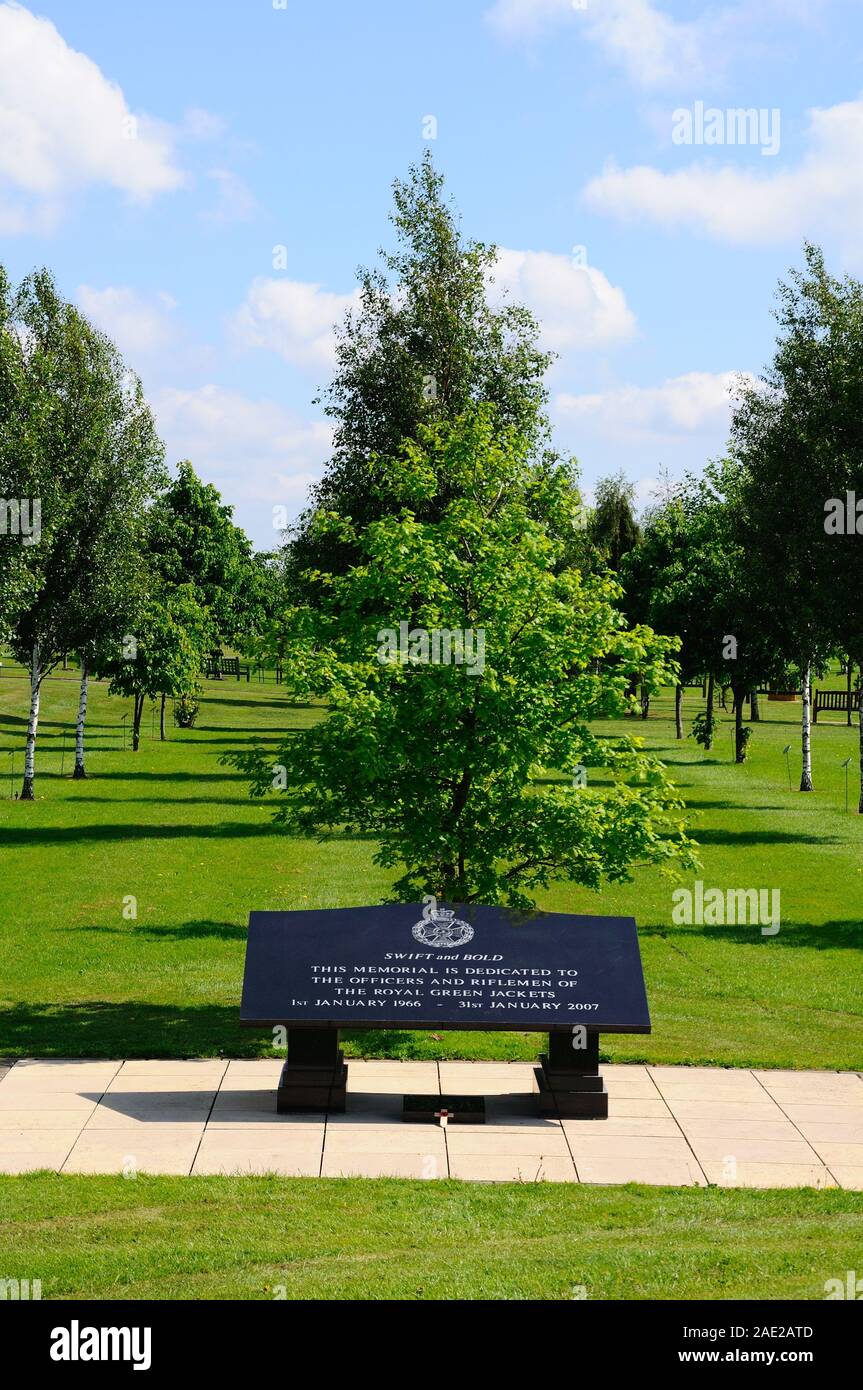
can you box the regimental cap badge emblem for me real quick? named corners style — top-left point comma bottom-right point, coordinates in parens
top-left (412, 897), bottom-right (474, 949)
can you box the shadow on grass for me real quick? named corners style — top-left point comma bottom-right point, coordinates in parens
top-left (691, 828), bottom-right (840, 846)
top-left (198, 698), bottom-right (316, 712)
top-left (53, 770), bottom-right (251, 783)
top-left (0, 1001), bottom-right (261, 1058)
top-left (684, 800), bottom-right (787, 812)
top-left (640, 919), bottom-right (863, 950)
top-left (64, 918), bottom-right (249, 942)
top-left (0, 821), bottom-right (281, 847)
top-left (0, 1004), bottom-right (537, 1063)
top-left (69, 795), bottom-right (253, 807)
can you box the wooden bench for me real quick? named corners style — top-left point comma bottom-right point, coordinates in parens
top-left (813, 688), bottom-right (861, 722)
top-left (204, 655), bottom-right (250, 682)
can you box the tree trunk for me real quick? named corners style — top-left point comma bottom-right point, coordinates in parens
top-left (847, 659), bottom-right (853, 728)
top-left (705, 673), bottom-right (715, 750)
top-left (858, 684), bottom-right (863, 814)
top-left (625, 673), bottom-right (637, 716)
top-left (750, 689), bottom-right (760, 721)
top-left (132, 693), bottom-right (144, 752)
top-left (675, 685), bottom-right (683, 740)
top-left (21, 644), bottom-right (42, 800)
top-left (640, 683), bottom-right (649, 720)
top-left (160, 692), bottom-right (167, 741)
top-left (800, 662), bottom-right (813, 792)
top-left (73, 659), bottom-right (89, 778)
top-left (734, 685), bottom-right (745, 763)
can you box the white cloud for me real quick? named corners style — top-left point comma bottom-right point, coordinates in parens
top-left (152, 384), bottom-right (332, 513)
top-left (182, 107), bottom-right (226, 141)
top-left (490, 248), bottom-right (636, 352)
top-left (0, 2), bottom-right (183, 229)
top-left (585, 96), bottom-right (863, 248)
top-left (486, 0), bottom-right (704, 87)
top-left (586, 0), bottom-right (702, 88)
top-left (556, 370), bottom-right (749, 437)
top-left (76, 285), bottom-right (178, 359)
top-left (203, 168), bottom-right (257, 224)
top-left (486, 0), bottom-right (574, 40)
top-left (231, 276), bottom-right (360, 372)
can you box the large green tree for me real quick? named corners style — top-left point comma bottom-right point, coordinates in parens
top-left (102, 584), bottom-right (213, 751)
top-left (730, 244), bottom-right (854, 793)
top-left (0, 268), bottom-right (163, 797)
top-left (237, 411), bottom-right (695, 907)
top-left (148, 461), bottom-right (260, 649)
top-left (286, 153), bottom-right (557, 589)
top-left (590, 471), bottom-right (641, 573)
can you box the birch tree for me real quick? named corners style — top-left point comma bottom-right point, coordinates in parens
top-left (731, 246), bottom-right (843, 793)
top-left (0, 268), bottom-right (163, 796)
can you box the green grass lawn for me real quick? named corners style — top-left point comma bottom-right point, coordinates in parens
top-left (1, 1173), bottom-right (859, 1300)
top-left (0, 663), bottom-right (861, 1068)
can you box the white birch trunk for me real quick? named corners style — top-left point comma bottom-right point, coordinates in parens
top-left (73, 658), bottom-right (89, 778)
top-left (21, 643), bottom-right (41, 800)
top-left (800, 662), bottom-right (813, 792)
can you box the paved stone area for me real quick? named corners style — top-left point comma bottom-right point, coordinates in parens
top-left (0, 1059), bottom-right (861, 1186)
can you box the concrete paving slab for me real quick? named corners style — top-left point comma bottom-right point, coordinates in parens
top-left (829, 1166), bottom-right (863, 1190)
top-left (781, 1103), bottom-right (863, 1125)
top-left (803, 1142), bottom-right (863, 1167)
top-left (700, 1161), bottom-right (835, 1189)
top-left (320, 1152), bottom-right (445, 1179)
top-left (0, 1107), bottom-right (97, 1130)
top-left (792, 1121), bottom-right (863, 1144)
top-left (0, 1064), bottom-right (120, 1091)
top-left (86, 1091), bottom-right (214, 1124)
top-left (665, 1099), bottom-right (785, 1122)
top-left (561, 1116), bottom-right (682, 1138)
top-left (686, 1137), bottom-right (821, 1165)
top-left (576, 1156), bottom-right (706, 1186)
top-left (324, 1128), bottom-right (447, 1154)
top-left (0, 1128), bottom-right (83, 1152)
top-left (565, 1135), bottom-right (697, 1161)
top-left (448, 1154), bottom-right (576, 1182)
top-left (3, 1059), bottom-right (859, 1188)
top-left (192, 1147), bottom-right (322, 1177)
top-left (0, 1151), bottom-right (76, 1174)
top-left (674, 1119), bottom-right (802, 1142)
top-left (445, 1129), bottom-right (572, 1157)
top-left (114, 1061), bottom-right (229, 1084)
top-left (606, 1097), bottom-right (673, 1118)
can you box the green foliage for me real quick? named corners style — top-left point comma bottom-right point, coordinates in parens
top-left (287, 153), bottom-right (555, 588)
top-left (690, 708), bottom-right (719, 750)
top-left (731, 242), bottom-right (863, 670)
top-left (103, 584), bottom-right (213, 705)
top-left (235, 410), bottom-right (696, 908)
top-left (173, 687), bottom-right (201, 729)
top-left (148, 461), bottom-right (261, 647)
top-left (0, 268), bottom-right (164, 669)
top-left (589, 470), bottom-right (641, 572)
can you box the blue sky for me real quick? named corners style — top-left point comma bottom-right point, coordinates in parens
top-left (2, 0), bottom-right (862, 546)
